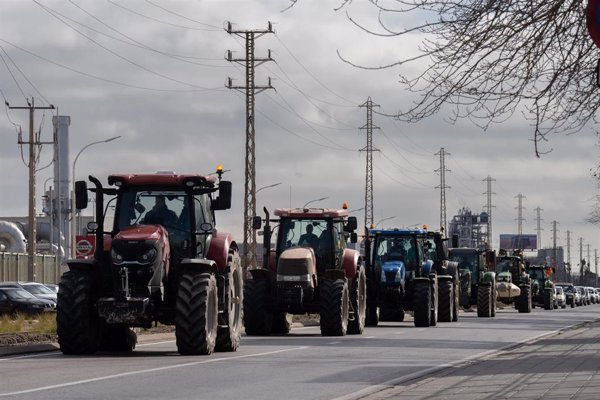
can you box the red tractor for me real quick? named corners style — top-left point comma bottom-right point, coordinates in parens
top-left (243, 206), bottom-right (366, 336)
top-left (57, 168), bottom-right (243, 355)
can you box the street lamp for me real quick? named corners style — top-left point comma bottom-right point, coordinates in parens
top-left (256, 182), bottom-right (282, 194)
top-left (375, 216), bottom-right (396, 228)
top-left (303, 196), bottom-right (329, 208)
top-left (348, 207), bottom-right (365, 214)
top-left (71, 135), bottom-right (121, 258)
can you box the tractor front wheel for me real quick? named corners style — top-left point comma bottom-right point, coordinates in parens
top-left (413, 280), bottom-right (431, 327)
top-left (243, 278), bottom-right (272, 335)
top-left (477, 285), bottom-right (492, 318)
top-left (216, 249), bottom-right (243, 352)
top-left (319, 278), bottom-right (349, 336)
top-left (437, 279), bottom-right (453, 322)
top-left (348, 266), bottom-right (367, 335)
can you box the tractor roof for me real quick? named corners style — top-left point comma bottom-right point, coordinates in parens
top-left (108, 172), bottom-right (217, 188)
top-left (274, 208), bottom-right (348, 219)
top-left (370, 228), bottom-right (428, 236)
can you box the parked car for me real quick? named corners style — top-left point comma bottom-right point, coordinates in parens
top-left (0, 282), bottom-right (57, 304)
top-left (44, 283), bottom-right (58, 294)
top-left (555, 286), bottom-right (567, 309)
top-left (586, 287), bottom-right (598, 304)
top-left (575, 286), bottom-right (587, 305)
top-left (0, 287), bottom-right (55, 318)
top-left (555, 283), bottom-right (576, 308)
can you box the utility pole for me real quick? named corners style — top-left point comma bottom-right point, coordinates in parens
top-left (435, 148), bottom-right (450, 235)
top-left (483, 175), bottom-right (495, 249)
top-left (566, 230), bottom-right (571, 281)
top-left (359, 97), bottom-right (379, 230)
top-left (587, 243), bottom-right (591, 283)
top-left (595, 249), bottom-right (598, 287)
top-left (579, 237), bottom-right (584, 285)
top-left (226, 21), bottom-right (274, 272)
top-left (551, 220), bottom-right (558, 279)
top-left (8, 98), bottom-right (55, 281)
top-left (534, 207), bottom-right (543, 248)
top-left (515, 193), bottom-right (526, 249)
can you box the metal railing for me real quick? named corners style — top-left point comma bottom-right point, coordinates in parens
top-left (0, 252), bottom-right (61, 284)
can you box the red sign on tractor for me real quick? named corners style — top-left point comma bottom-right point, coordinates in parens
top-left (75, 235), bottom-right (96, 258)
top-left (588, 0), bottom-right (600, 48)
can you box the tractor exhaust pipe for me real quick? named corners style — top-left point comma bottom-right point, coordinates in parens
top-left (88, 175), bottom-right (104, 258)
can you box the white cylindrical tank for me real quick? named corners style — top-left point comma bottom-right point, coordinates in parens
top-left (0, 221), bottom-right (27, 253)
top-left (496, 281), bottom-right (521, 299)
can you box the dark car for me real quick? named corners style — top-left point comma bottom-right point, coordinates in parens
top-left (0, 287), bottom-right (56, 318)
top-left (555, 283), bottom-right (576, 308)
top-left (0, 282), bottom-right (57, 304)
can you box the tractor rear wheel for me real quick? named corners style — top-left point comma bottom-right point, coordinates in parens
top-left (243, 278), bottom-right (272, 335)
top-left (517, 285), bottom-right (532, 313)
top-left (348, 266), bottom-right (367, 334)
top-left (176, 272), bottom-right (218, 355)
top-left (319, 278), bottom-right (349, 336)
top-left (452, 280), bottom-right (460, 322)
top-left (491, 284), bottom-right (497, 317)
top-left (271, 312), bottom-right (292, 334)
top-left (57, 271), bottom-right (100, 355)
top-left (477, 285), bottom-right (492, 318)
top-left (413, 280), bottom-right (431, 327)
top-left (437, 279), bottom-right (453, 322)
top-left (216, 249), bottom-right (243, 352)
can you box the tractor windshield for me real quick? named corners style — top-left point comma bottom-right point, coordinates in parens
top-left (496, 259), bottom-right (513, 274)
top-left (528, 268), bottom-right (546, 281)
top-left (277, 219), bottom-right (329, 254)
top-left (449, 251), bottom-right (480, 279)
top-left (374, 235), bottom-right (418, 270)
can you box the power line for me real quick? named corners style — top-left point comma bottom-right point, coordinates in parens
top-left (143, 0), bottom-right (221, 29)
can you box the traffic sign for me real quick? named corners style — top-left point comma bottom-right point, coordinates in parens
top-left (75, 235), bottom-right (95, 258)
top-left (587, 0), bottom-right (600, 48)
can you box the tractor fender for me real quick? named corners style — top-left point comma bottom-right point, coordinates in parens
top-left (179, 258), bottom-right (219, 275)
top-left (480, 271), bottom-right (496, 285)
top-left (446, 262), bottom-right (459, 281)
top-left (206, 231), bottom-right (235, 273)
top-left (342, 248), bottom-right (359, 280)
top-left (66, 259), bottom-right (96, 272)
top-left (422, 260), bottom-right (434, 276)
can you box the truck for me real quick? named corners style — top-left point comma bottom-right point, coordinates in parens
top-left (448, 247), bottom-right (497, 317)
top-left (495, 250), bottom-right (532, 313)
top-left (243, 206), bottom-right (365, 336)
top-left (364, 228), bottom-right (460, 328)
top-left (57, 168), bottom-right (243, 355)
top-left (528, 264), bottom-right (556, 310)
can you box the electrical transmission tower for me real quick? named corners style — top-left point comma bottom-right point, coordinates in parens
top-left (483, 176), bottom-right (495, 248)
top-left (435, 148), bottom-right (451, 234)
top-left (8, 98), bottom-right (55, 280)
top-left (551, 220), bottom-right (558, 278)
top-left (579, 237), bottom-right (584, 285)
top-left (226, 21), bottom-right (274, 271)
top-left (534, 207), bottom-right (543, 247)
top-left (359, 97), bottom-right (379, 229)
top-left (515, 193), bottom-right (526, 249)
top-left (566, 230), bottom-right (571, 279)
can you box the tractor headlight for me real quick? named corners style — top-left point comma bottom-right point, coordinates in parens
top-left (138, 248), bottom-right (157, 264)
top-left (111, 248), bottom-right (123, 265)
top-left (395, 269), bottom-right (402, 282)
top-left (380, 269), bottom-right (386, 282)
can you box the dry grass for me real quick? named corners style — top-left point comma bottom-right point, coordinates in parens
top-left (0, 313), bottom-right (57, 334)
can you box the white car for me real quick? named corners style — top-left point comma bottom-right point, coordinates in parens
top-left (554, 286), bottom-right (567, 309)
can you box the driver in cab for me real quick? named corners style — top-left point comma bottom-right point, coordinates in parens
top-left (144, 195), bottom-right (178, 226)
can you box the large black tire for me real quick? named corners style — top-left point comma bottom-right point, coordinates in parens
top-left (430, 279), bottom-right (438, 326)
top-left (543, 289), bottom-right (553, 310)
top-left (57, 271), bottom-right (100, 355)
top-left (477, 285), bottom-right (492, 318)
top-left (319, 278), bottom-right (349, 336)
top-left (271, 312), bottom-right (292, 334)
top-left (517, 285), bottom-right (532, 313)
top-left (452, 281), bottom-right (460, 322)
top-left (175, 272), bottom-right (218, 355)
top-left (413, 280), bottom-right (431, 327)
top-left (437, 280), bottom-right (453, 322)
top-left (99, 325), bottom-right (137, 352)
top-left (243, 278), bottom-right (272, 335)
top-left (216, 250), bottom-right (244, 351)
top-left (348, 267), bottom-right (367, 334)
top-left (365, 306), bottom-right (379, 327)
top-left (491, 285), bottom-right (497, 317)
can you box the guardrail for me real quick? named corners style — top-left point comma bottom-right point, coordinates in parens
top-left (0, 253), bottom-right (61, 284)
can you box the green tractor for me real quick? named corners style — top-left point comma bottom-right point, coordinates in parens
top-left (495, 250), bottom-right (532, 313)
top-left (448, 247), bottom-right (497, 318)
top-left (528, 265), bottom-right (556, 310)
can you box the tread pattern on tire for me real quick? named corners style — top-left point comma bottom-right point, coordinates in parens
top-left (57, 271), bottom-right (99, 355)
top-left (347, 267), bottom-right (366, 335)
top-left (175, 272), bottom-right (218, 355)
top-left (438, 280), bottom-right (453, 322)
top-left (319, 279), bottom-right (349, 336)
top-left (414, 280), bottom-right (431, 327)
top-left (477, 285), bottom-right (492, 317)
top-left (517, 285), bottom-right (532, 313)
top-left (216, 248), bottom-right (243, 352)
top-left (243, 278), bottom-right (272, 335)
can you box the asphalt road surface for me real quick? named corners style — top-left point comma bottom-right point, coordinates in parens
top-left (2, 305), bottom-right (599, 400)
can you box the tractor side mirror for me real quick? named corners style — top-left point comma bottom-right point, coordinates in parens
top-left (252, 216), bottom-right (262, 230)
top-left (212, 181), bottom-right (232, 210)
top-left (75, 180), bottom-right (89, 210)
top-left (345, 216), bottom-right (357, 232)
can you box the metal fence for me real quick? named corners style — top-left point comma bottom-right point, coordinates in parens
top-left (0, 252), bottom-right (61, 284)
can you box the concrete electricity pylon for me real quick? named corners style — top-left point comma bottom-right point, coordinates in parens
top-left (435, 148), bottom-right (451, 235)
top-left (359, 97), bottom-right (379, 230)
top-left (226, 21), bottom-right (274, 271)
top-left (534, 206), bottom-right (543, 247)
top-left (515, 193), bottom-right (526, 249)
top-left (8, 98), bottom-right (55, 280)
top-left (483, 175), bottom-right (495, 248)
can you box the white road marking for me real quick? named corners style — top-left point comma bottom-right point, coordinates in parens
top-left (0, 346), bottom-right (308, 397)
top-left (328, 341), bottom-right (341, 345)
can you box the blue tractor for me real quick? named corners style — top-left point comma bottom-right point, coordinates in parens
top-left (364, 228), bottom-right (460, 327)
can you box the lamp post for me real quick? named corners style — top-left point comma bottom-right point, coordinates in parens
top-left (375, 216), bottom-right (396, 228)
top-left (256, 182), bottom-right (282, 194)
top-left (303, 197), bottom-right (329, 208)
top-left (348, 207), bottom-right (365, 214)
top-left (71, 135), bottom-right (121, 258)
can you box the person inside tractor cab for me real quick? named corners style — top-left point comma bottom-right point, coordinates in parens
top-left (299, 224), bottom-right (319, 249)
top-left (387, 240), bottom-right (406, 262)
top-left (405, 239), bottom-right (418, 268)
top-left (144, 195), bottom-right (178, 227)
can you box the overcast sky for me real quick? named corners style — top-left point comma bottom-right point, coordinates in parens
top-left (0, 0), bottom-right (598, 261)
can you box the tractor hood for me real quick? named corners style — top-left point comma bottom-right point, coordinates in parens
top-left (115, 225), bottom-right (166, 241)
top-left (381, 260), bottom-right (406, 284)
top-left (277, 247), bottom-right (317, 286)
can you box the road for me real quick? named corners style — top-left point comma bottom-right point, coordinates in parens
top-left (1, 305), bottom-right (599, 400)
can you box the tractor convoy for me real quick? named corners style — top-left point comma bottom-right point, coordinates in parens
top-left (55, 169), bottom-right (572, 356)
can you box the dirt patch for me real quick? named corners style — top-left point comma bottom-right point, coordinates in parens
top-left (0, 333), bottom-right (57, 346)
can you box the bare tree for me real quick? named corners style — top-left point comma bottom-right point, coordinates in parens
top-left (292, 0), bottom-right (599, 156)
